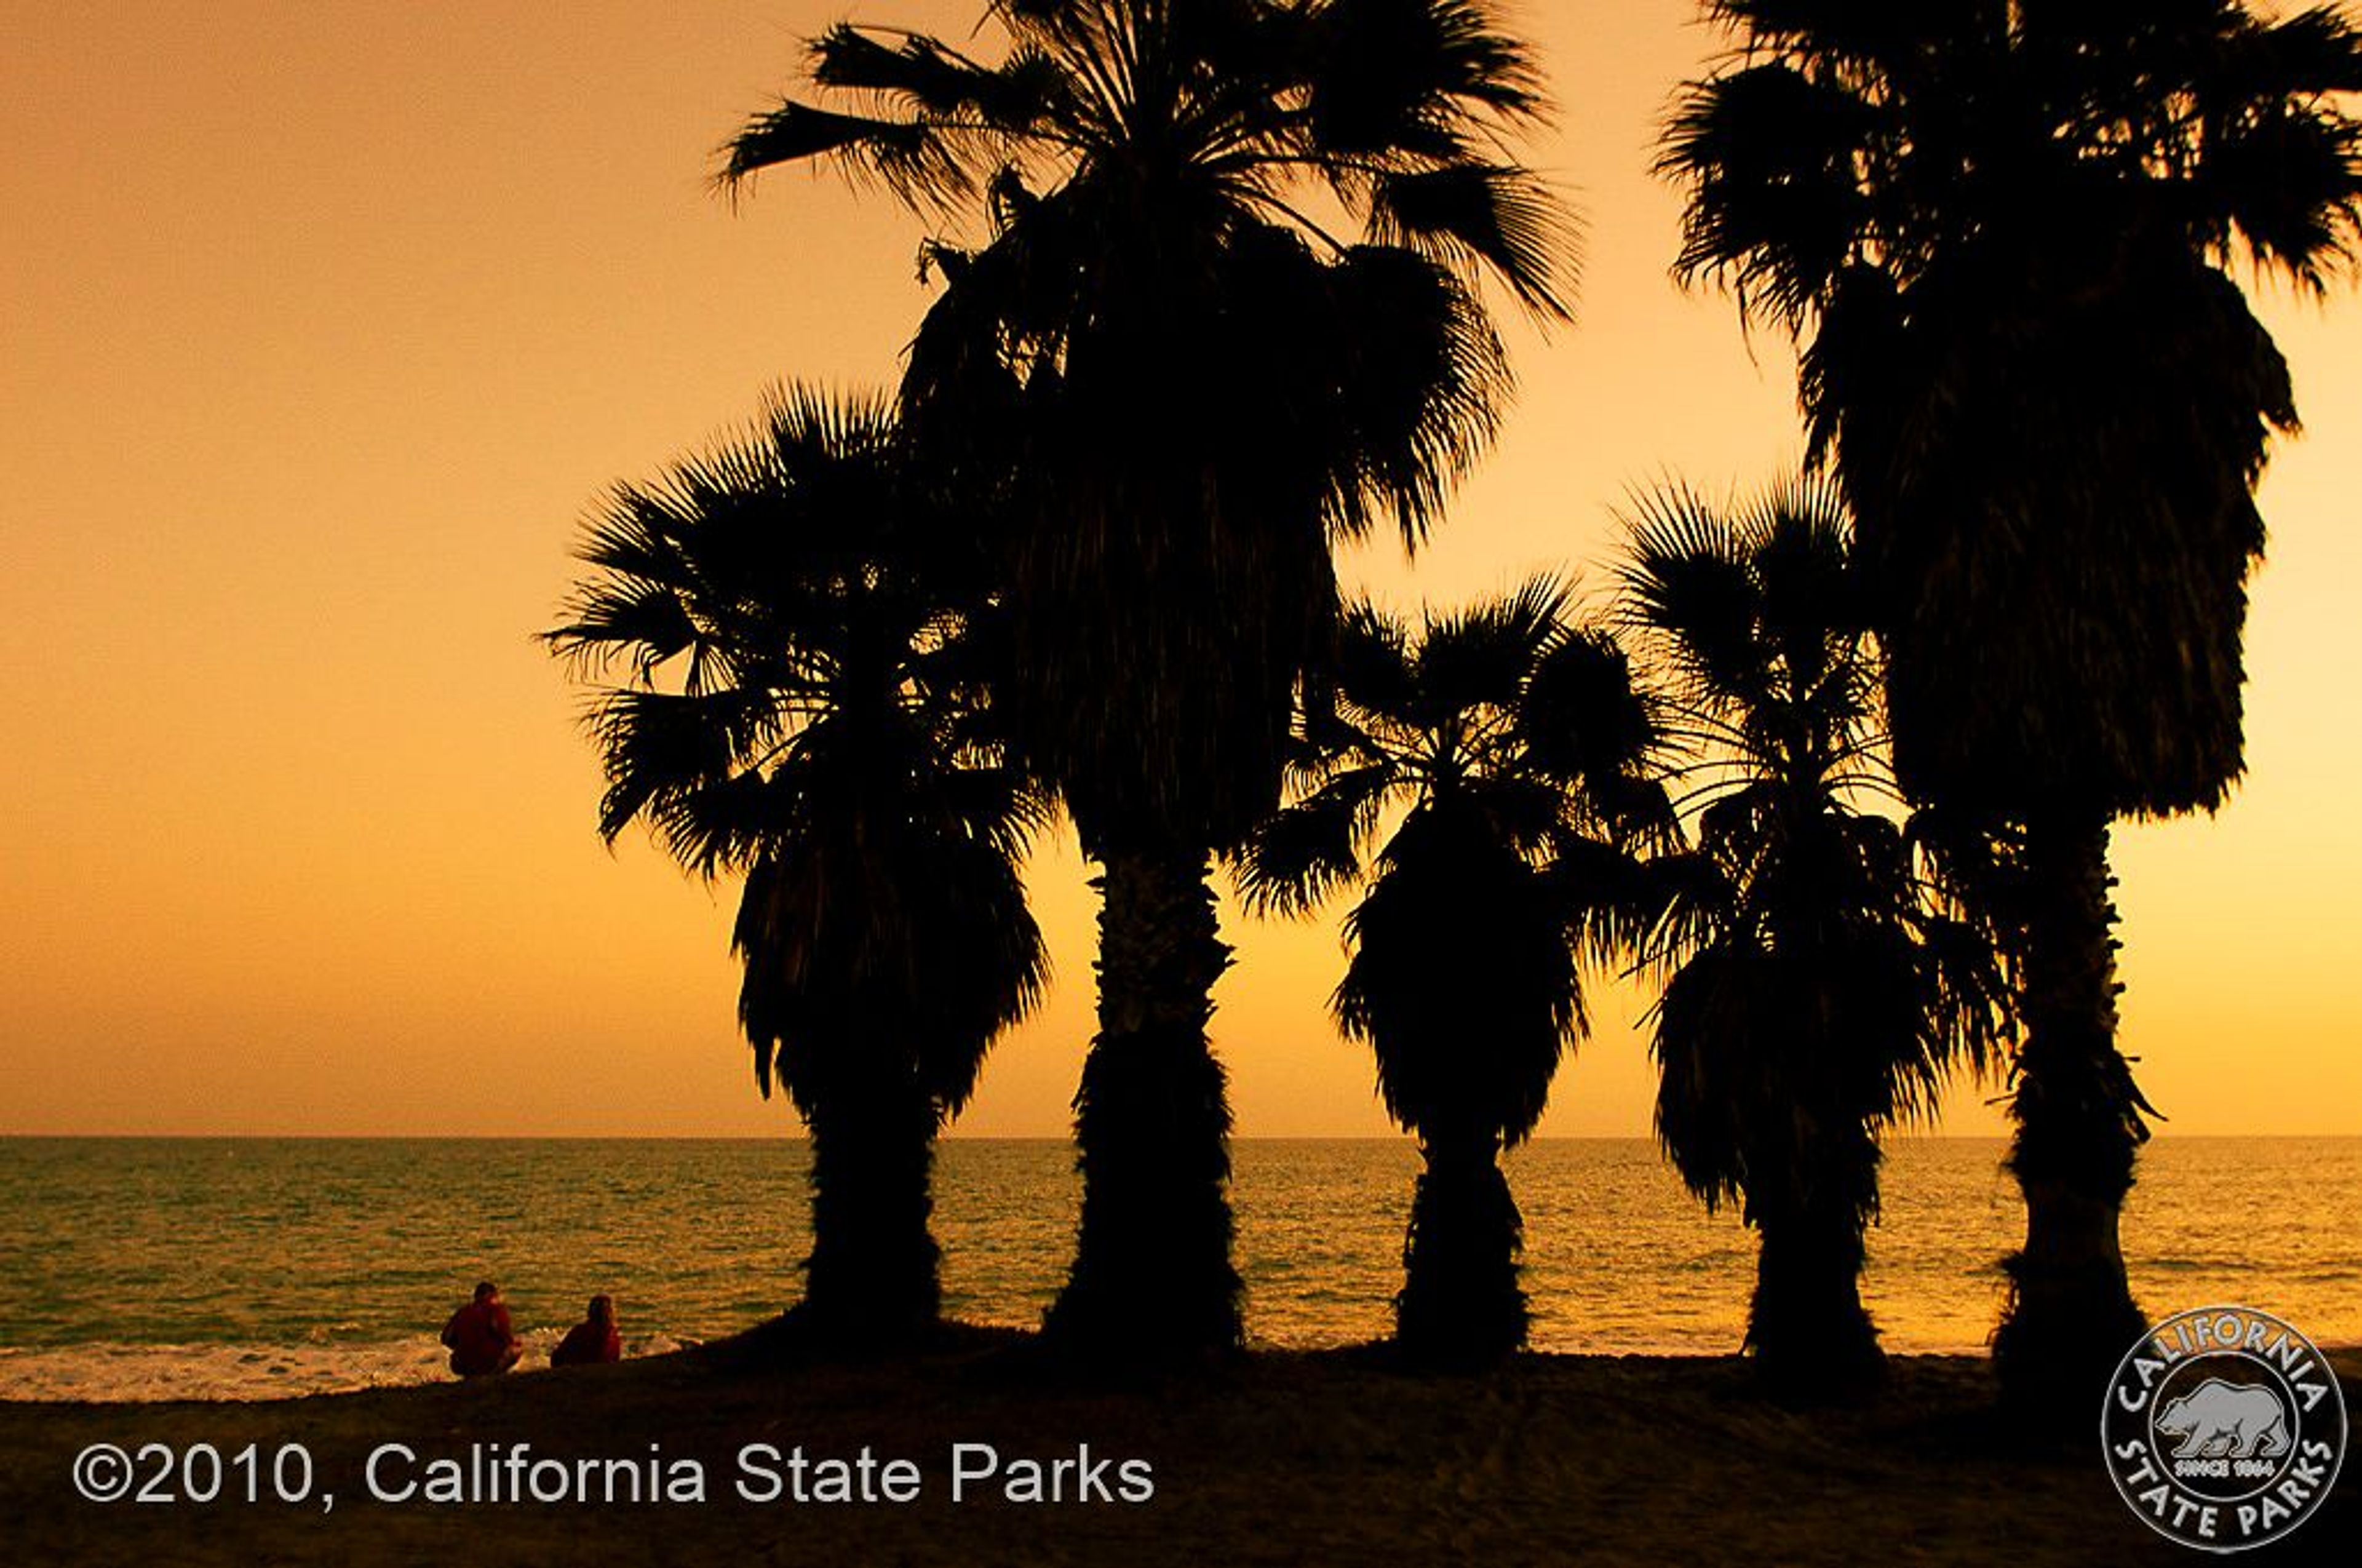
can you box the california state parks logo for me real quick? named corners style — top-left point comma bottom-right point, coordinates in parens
top-left (2104, 1305), bottom-right (2347, 1553)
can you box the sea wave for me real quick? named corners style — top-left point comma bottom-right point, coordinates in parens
top-left (0, 1338), bottom-right (451, 1403)
top-left (5, 1139), bottom-right (2355, 1400)
top-left (0, 1330), bottom-right (689, 1404)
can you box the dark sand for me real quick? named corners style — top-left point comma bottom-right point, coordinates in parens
top-left (2, 1338), bottom-right (2352, 1566)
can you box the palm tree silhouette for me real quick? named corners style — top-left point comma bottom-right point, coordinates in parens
top-left (1659, 0), bottom-right (2362, 1415)
top-left (1239, 578), bottom-right (1669, 1365)
top-left (547, 386), bottom-right (1049, 1344)
top-left (718, 0), bottom-right (1573, 1355)
top-left (1620, 481), bottom-right (2004, 1401)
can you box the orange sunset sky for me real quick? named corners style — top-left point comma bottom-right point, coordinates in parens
top-left (5, 1), bottom-right (2359, 1139)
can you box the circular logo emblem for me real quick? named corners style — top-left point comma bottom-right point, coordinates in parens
top-left (2103, 1305), bottom-right (2347, 1553)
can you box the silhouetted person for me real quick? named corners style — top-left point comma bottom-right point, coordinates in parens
top-left (550, 1292), bottom-right (621, 1368)
top-left (441, 1280), bottom-right (522, 1377)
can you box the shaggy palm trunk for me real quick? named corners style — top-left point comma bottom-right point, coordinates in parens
top-left (1746, 1136), bottom-right (1884, 1402)
top-left (1396, 1126), bottom-right (1527, 1366)
top-left (1992, 811), bottom-right (2149, 1421)
top-left (798, 1078), bottom-right (943, 1344)
top-left (1047, 844), bottom-right (1243, 1357)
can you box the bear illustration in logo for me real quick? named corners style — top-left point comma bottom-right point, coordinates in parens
top-left (2154, 1378), bottom-right (2292, 1459)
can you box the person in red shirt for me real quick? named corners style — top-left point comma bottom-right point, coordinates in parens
top-left (551, 1292), bottom-right (622, 1368)
top-left (440, 1280), bottom-right (523, 1377)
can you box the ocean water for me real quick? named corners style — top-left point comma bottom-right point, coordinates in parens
top-left (0, 1137), bottom-right (2354, 1402)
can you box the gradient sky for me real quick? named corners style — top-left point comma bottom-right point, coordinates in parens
top-left (5, 1), bottom-right (2359, 1138)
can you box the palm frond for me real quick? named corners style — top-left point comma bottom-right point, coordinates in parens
top-left (1661, 62), bottom-right (1876, 330)
top-left (1617, 484), bottom-right (1769, 710)
top-left (2200, 103), bottom-right (2362, 286)
top-left (1234, 764), bottom-right (1390, 917)
top-left (1331, 599), bottom-right (1422, 729)
top-left (1316, 245), bottom-right (1511, 546)
top-left (718, 100), bottom-right (970, 211)
top-left (1412, 571), bottom-right (1569, 718)
top-left (1369, 164), bottom-right (1577, 320)
top-left (1517, 625), bottom-right (1666, 811)
top-left (544, 576), bottom-right (704, 677)
top-left (583, 685), bottom-right (780, 853)
top-left (1305, 0), bottom-right (1547, 158)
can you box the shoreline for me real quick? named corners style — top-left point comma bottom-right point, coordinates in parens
top-left (12, 1131), bottom-right (2362, 1142)
top-left (2, 1335), bottom-right (2350, 1566)
top-left (8, 1332), bottom-right (2355, 1409)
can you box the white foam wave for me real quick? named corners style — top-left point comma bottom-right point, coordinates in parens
top-left (0, 1329), bottom-right (686, 1404)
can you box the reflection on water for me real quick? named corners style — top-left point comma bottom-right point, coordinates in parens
top-left (0, 1137), bottom-right (2353, 1399)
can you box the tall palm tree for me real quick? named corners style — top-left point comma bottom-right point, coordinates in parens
top-left (1621, 481), bottom-right (2004, 1400)
top-left (1659, 0), bottom-right (2362, 1415)
top-left (719, 0), bottom-right (1574, 1354)
top-left (1238, 578), bottom-right (1669, 1365)
top-left (546, 386), bottom-right (1049, 1344)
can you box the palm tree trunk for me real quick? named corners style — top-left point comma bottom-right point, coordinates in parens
top-left (1047, 843), bottom-right (1242, 1358)
top-left (1746, 1137), bottom-right (1884, 1402)
top-left (1992, 811), bottom-right (2150, 1422)
top-left (799, 1077), bottom-right (943, 1344)
top-left (1396, 1126), bottom-right (1527, 1366)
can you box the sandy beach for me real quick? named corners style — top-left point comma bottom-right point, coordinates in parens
top-left (2, 1335), bottom-right (2351, 1567)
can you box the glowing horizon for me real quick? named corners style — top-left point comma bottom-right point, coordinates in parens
top-left (4, 1), bottom-right (2359, 1139)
